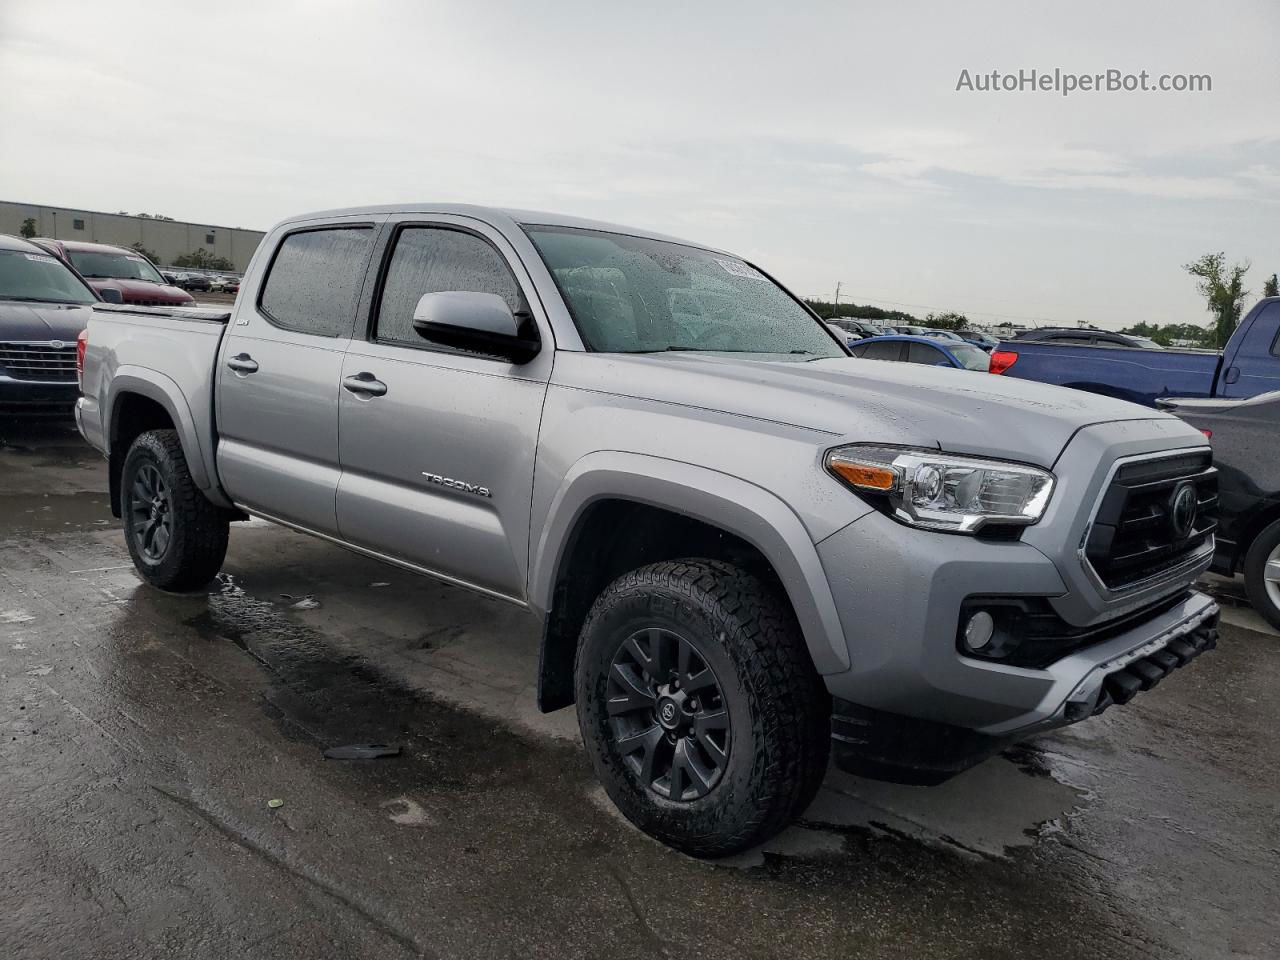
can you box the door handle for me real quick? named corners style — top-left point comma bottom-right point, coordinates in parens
top-left (342, 373), bottom-right (388, 398)
top-left (226, 353), bottom-right (259, 375)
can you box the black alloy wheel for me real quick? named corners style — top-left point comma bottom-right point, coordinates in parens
top-left (606, 626), bottom-right (731, 802)
top-left (129, 462), bottom-right (173, 562)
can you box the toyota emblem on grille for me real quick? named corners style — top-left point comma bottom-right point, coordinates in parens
top-left (1169, 482), bottom-right (1198, 539)
top-left (49, 340), bottom-right (65, 350)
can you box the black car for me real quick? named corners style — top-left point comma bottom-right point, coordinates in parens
top-left (179, 273), bottom-right (211, 292)
top-left (0, 234), bottom-right (101, 415)
top-left (1160, 392), bottom-right (1280, 629)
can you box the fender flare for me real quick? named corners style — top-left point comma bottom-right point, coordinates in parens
top-left (106, 368), bottom-right (231, 508)
top-left (530, 451), bottom-right (852, 675)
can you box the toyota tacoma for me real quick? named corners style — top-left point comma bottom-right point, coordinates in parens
top-left (75, 204), bottom-right (1221, 856)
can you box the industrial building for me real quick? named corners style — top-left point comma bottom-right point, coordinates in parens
top-left (0, 200), bottom-right (265, 272)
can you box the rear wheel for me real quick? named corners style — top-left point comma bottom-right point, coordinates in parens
top-left (1243, 519), bottom-right (1280, 631)
top-left (121, 429), bottom-right (229, 591)
top-left (575, 559), bottom-right (829, 857)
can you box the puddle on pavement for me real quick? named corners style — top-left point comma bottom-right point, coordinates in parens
top-left (0, 492), bottom-right (114, 534)
top-left (176, 573), bottom-right (1091, 872)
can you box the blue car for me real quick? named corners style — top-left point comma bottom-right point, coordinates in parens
top-left (847, 335), bottom-right (991, 372)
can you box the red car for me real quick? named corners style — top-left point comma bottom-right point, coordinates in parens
top-left (31, 238), bottom-right (194, 307)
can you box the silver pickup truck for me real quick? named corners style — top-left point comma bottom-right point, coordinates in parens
top-left (75, 204), bottom-right (1221, 856)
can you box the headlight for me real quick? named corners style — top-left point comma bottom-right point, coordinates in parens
top-left (825, 445), bottom-right (1054, 534)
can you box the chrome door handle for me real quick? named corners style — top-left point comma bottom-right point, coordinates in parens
top-left (342, 373), bottom-right (388, 398)
top-left (226, 353), bottom-right (259, 374)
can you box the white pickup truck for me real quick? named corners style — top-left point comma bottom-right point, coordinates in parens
top-left (76, 204), bottom-right (1220, 856)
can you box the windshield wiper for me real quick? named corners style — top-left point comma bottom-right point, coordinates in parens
top-left (0, 296), bottom-right (88, 305)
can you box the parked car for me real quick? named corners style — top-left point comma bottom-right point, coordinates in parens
top-left (30, 239), bottom-right (194, 307)
top-left (222, 276), bottom-right (241, 294)
top-left (848, 334), bottom-right (992, 371)
top-left (179, 273), bottom-right (211, 292)
top-left (891, 324), bottom-right (927, 335)
top-left (76, 203), bottom-right (1220, 857)
top-left (921, 328), bottom-right (966, 342)
top-left (161, 271), bottom-right (182, 285)
top-left (829, 318), bottom-right (888, 340)
top-left (1013, 328), bottom-right (1164, 349)
top-left (956, 329), bottom-right (1000, 351)
top-left (990, 300), bottom-right (1280, 407)
top-left (0, 234), bottom-right (103, 415)
top-left (1159, 390), bottom-right (1280, 629)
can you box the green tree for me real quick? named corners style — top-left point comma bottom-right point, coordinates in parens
top-left (130, 241), bottom-right (160, 263)
top-left (19, 217), bottom-right (37, 239)
top-left (172, 248), bottom-right (234, 271)
top-left (1264, 273), bottom-right (1279, 298)
top-left (1184, 252), bottom-right (1249, 348)
top-left (925, 311), bottom-right (969, 330)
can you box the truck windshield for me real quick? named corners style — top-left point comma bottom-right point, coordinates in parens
top-left (69, 250), bottom-right (166, 284)
top-left (0, 249), bottom-right (97, 304)
top-left (525, 226), bottom-right (845, 359)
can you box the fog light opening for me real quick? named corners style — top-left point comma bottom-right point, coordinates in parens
top-left (963, 610), bottom-right (996, 652)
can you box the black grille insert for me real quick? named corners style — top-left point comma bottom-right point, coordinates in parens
top-left (0, 342), bottom-right (78, 383)
top-left (1085, 451), bottom-right (1217, 591)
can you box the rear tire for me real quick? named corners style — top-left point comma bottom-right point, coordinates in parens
top-left (120, 429), bottom-right (229, 591)
top-left (575, 559), bottom-right (829, 857)
top-left (1243, 519), bottom-right (1280, 631)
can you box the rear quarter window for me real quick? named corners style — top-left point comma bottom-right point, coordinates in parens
top-left (259, 227), bottom-right (373, 337)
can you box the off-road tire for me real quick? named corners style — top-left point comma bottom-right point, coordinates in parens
top-left (121, 429), bottom-right (229, 591)
top-left (575, 559), bottom-right (829, 857)
top-left (1243, 519), bottom-right (1280, 631)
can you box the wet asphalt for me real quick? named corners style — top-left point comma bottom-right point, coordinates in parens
top-left (1, 419), bottom-right (1278, 960)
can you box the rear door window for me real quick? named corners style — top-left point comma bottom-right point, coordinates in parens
top-left (859, 341), bottom-right (903, 361)
top-left (259, 227), bottom-right (373, 337)
top-left (906, 342), bottom-right (945, 365)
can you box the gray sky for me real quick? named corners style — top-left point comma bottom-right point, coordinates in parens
top-left (2, 0), bottom-right (1278, 330)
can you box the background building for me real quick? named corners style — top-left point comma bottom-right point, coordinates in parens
top-left (0, 200), bottom-right (265, 272)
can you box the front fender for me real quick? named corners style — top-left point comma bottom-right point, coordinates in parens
top-left (530, 451), bottom-right (852, 674)
top-left (106, 368), bottom-right (231, 508)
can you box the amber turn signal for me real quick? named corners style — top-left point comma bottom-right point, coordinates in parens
top-left (829, 460), bottom-right (897, 491)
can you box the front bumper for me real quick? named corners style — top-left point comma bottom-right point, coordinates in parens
top-left (0, 375), bottom-right (79, 415)
top-left (816, 506), bottom-right (1217, 779)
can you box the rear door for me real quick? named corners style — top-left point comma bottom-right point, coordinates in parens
top-left (216, 217), bottom-right (382, 533)
top-left (335, 216), bottom-right (553, 601)
top-left (1221, 301), bottom-right (1280, 398)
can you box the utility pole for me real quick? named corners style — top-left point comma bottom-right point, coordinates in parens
top-left (832, 281), bottom-right (842, 318)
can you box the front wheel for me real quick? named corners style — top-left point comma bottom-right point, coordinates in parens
top-left (1243, 519), bottom-right (1280, 631)
top-left (120, 429), bottom-right (229, 591)
top-left (575, 559), bottom-right (829, 857)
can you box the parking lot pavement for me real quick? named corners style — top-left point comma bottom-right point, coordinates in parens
top-left (2, 420), bottom-right (1278, 960)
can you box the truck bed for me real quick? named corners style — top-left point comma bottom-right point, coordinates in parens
top-left (994, 340), bottom-right (1222, 407)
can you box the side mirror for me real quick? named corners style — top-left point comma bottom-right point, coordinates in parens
top-left (99, 288), bottom-right (124, 304)
top-left (411, 291), bottom-right (540, 363)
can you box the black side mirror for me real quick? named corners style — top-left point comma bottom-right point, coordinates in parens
top-left (99, 288), bottom-right (124, 304)
top-left (411, 292), bottom-right (540, 364)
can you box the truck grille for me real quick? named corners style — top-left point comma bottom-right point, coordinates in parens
top-left (1084, 451), bottom-right (1217, 591)
top-left (0, 341), bottom-right (78, 383)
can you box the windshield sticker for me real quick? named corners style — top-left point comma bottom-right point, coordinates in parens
top-left (25, 253), bottom-right (58, 264)
top-left (714, 258), bottom-right (767, 281)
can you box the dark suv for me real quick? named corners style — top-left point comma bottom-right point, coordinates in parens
top-left (0, 234), bottom-right (101, 414)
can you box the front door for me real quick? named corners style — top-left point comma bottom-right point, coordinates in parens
top-left (216, 219), bottom-right (380, 533)
top-left (335, 218), bottom-right (553, 601)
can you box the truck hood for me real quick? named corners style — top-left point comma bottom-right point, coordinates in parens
top-left (0, 301), bottom-right (94, 342)
top-left (555, 353), bottom-right (1191, 467)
